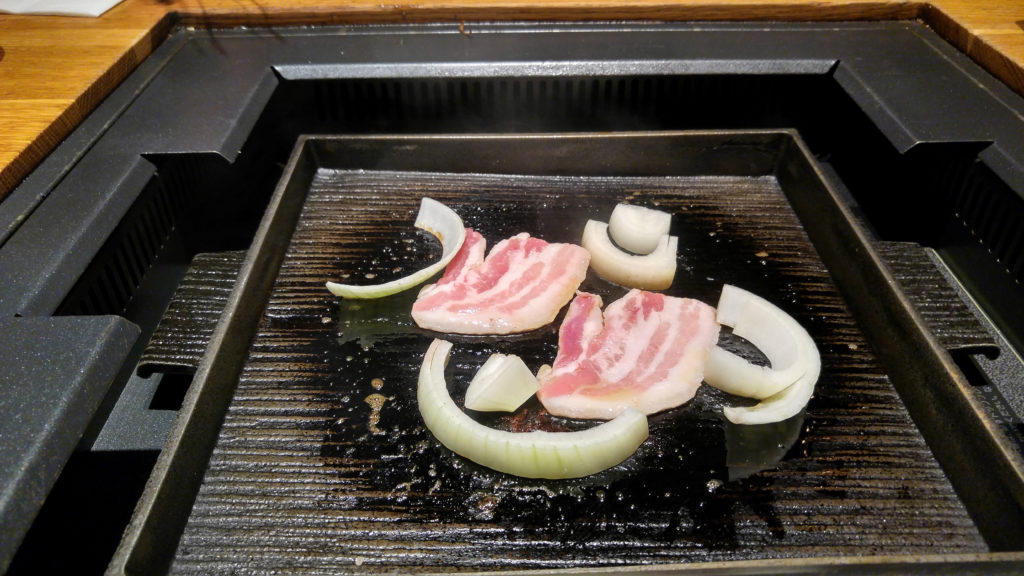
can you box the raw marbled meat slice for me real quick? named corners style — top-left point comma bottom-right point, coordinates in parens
top-left (536, 289), bottom-right (719, 419)
top-left (412, 230), bottom-right (590, 334)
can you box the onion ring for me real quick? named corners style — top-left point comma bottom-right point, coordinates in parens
top-left (326, 197), bottom-right (466, 299)
top-left (581, 220), bottom-right (677, 290)
top-left (704, 284), bottom-right (820, 424)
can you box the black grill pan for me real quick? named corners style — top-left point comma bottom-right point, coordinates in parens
top-left (112, 131), bottom-right (1024, 574)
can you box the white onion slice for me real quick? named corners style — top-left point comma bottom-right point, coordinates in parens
top-left (704, 284), bottom-right (820, 424)
top-left (704, 346), bottom-right (793, 399)
top-left (581, 220), bottom-right (677, 290)
top-left (326, 197), bottom-right (466, 299)
top-left (607, 203), bottom-right (672, 254)
top-left (419, 339), bottom-right (649, 479)
top-left (464, 353), bottom-right (540, 412)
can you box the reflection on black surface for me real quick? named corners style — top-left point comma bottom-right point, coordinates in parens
top-left (725, 410), bottom-right (805, 481)
top-left (334, 288), bottom-right (422, 348)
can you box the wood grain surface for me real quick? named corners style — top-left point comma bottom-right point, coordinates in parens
top-left (1, 0), bottom-right (1024, 200)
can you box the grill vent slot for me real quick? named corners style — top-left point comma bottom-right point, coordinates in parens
top-left (57, 158), bottom-right (197, 316)
top-left (308, 76), bottom-right (813, 132)
top-left (952, 162), bottom-right (1024, 282)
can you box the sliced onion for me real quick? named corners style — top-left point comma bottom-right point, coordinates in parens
top-left (464, 353), bottom-right (540, 412)
top-left (704, 346), bottom-right (794, 399)
top-left (419, 339), bottom-right (649, 479)
top-left (581, 220), bottom-right (677, 290)
top-left (326, 197), bottom-right (466, 299)
top-left (607, 203), bottom-right (672, 254)
top-left (703, 284), bottom-right (820, 424)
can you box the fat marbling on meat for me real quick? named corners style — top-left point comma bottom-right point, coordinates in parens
top-left (536, 289), bottom-right (719, 419)
top-left (411, 230), bottom-right (590, 334)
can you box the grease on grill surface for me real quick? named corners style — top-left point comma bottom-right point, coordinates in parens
top-left (170, 171), bottom-right (984, 574)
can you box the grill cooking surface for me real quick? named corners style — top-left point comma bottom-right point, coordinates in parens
top-left (169, 169), bottom-right (983, 573)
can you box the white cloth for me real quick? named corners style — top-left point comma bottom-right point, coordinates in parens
top-left (0, 0), bottom-right (125, 17)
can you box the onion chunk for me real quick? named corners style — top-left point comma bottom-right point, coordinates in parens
top-left (326, 197), bottom-right (466, 299)
top-left (419, 340), bottom-right (649, 479)
top-left (581, 220), bottom-right (677, 290)
top-left (608, 203), bottom-right (672, 255)
top-left (464, 353), bottom-right (539, 412)
top-left (704, 284), bottom-right (820, 424)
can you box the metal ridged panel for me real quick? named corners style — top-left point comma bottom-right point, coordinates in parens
top-left (874, 241), bottom-right (997, 355)
top-left (56, 170), bottom-right (186, 317)
top-left (950, 164), bottom-right (1024, 282)
top-left (170, 170), bottom-right (984, 573)
top-left (137, 251), bottom-right (246, 377)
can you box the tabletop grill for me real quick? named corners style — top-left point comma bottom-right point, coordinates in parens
top-left (1, 21), bottom-right (1024, 575)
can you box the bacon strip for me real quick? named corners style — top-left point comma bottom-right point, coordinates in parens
top-left (411, 231), bottom-right (590, 334)
top-left (537, 289), bottom-right (719, 419)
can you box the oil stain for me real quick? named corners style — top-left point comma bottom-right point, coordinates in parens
top-left (364, 393), bottom-right (392, 435)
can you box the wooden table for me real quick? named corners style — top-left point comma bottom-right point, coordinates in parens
top-left (2, 0), bottom-right (1024, 200)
